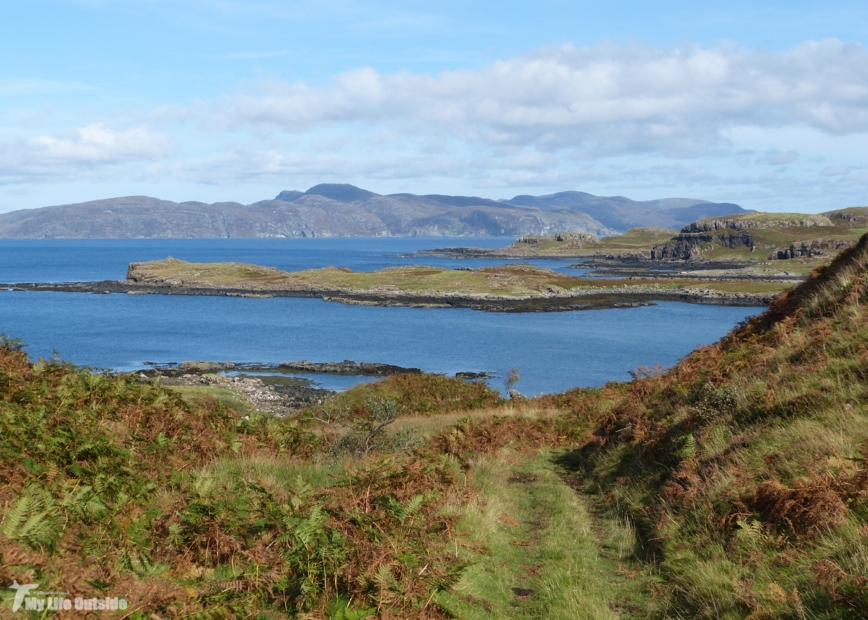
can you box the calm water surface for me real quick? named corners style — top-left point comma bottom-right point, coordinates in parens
top-left (0, 239), bottom-right (762, 394)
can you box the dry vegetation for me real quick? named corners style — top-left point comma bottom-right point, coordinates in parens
top-left (128, 258), bottom-right (789, 304)
top-left (4, 232), bottom-right (868, 617)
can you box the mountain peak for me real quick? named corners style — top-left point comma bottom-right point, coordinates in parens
top-left (275, 190), bottom-right (304, 202)
top-left (304, 184), bottom-right (379, 203)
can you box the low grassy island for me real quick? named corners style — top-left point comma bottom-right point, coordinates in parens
top-left (6, 257), bottom-right (790, 310)
top-left (110, 258), bottom-right (787, 310)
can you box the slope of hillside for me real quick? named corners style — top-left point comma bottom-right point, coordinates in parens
top-left (2, 235), bottom-right (868, 618)
top-left (416, 232), bottom-right (868, 618)
top-left (0, 342), bottom-right (490, 618)
top-left (538, 232), bottom-right (868, 617)
top-left (647, 210), bottom-right (866, 265)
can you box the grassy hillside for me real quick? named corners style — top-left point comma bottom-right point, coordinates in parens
top-left (501, 228), bottom-right (678, 256)
top-left (539, 232), bottom-right (868, 617)
top-left (4, 233), bottom-right (868, 617)
top-left (0, 353), bottom-right (495, 618)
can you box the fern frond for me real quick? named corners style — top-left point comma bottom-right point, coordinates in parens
top-left (387, 494), bottom-right (425, 524)
top-left (0, 484), bottom-right (61, 550)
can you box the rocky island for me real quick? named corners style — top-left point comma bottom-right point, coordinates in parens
top-left (418, 209), bottom-right (868, 280)
top-left (6, 256), bottom-right (791, 310)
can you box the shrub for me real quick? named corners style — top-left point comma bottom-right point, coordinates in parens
top-left (319, 372), bottom-right (503, 417)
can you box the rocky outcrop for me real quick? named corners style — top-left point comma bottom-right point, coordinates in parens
top-left (515, 231), bottom-right (598, 247)
top-left (178, 361), bottom-right (236, 373)
top-left (825, 207), bottom-right (868, 226)
top-left (277, 360), bottom-right (421, 375)
top-left (771, 239), bottom-right (854, 260)
top-left (156, 373), bottom-right (332, 416)
top-left (650, 233), bottom-right (755, 260)
top-left (681, 215), bottom-right (832, 233)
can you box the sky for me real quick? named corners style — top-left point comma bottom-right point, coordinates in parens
top-left (1, 0), bottom-right (867, 213)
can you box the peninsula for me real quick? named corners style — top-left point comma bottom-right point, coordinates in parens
top-left (7, 257), bottom-right (790, 310)
top-left (417, 208), bottom-right (868, 280)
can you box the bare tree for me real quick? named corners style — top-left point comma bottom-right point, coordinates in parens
top-left (309, 396), bottom-right (402, 456)
top-left (504, 367), bottom-right (524, 400)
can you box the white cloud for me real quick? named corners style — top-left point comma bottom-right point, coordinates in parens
top-left (3, 39), bottom-right (867, 213)
top-left (0, 124), bottom-right (173, 184)
top-left (186, 39), bottom-right (868, 157)
top-left (756, 150), bottom-right (799, 165)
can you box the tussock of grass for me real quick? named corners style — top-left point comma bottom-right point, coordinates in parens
top-left (166, 384), bottom-right (258, 415)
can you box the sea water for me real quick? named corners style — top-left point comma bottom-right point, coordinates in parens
top-left (0, 238), bottom-right (761, 394)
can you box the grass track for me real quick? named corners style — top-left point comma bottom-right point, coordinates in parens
top-left (436, 451), bottom-right (654, 619)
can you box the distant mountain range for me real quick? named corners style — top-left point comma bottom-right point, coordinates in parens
top-left (0, 184), bottom-right (750, 239)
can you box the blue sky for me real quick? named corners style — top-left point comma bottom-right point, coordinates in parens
top-left (1, 0), bottom-right (867, 213)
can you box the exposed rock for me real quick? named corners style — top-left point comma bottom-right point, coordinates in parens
top-left (826, 207), bottom-right (868, 226)
top-left (681, 214), bottom-right (832, 233)
top-left (454, 371), bottom-right (494, 379)
top-left (515, 231), bottom-right (598, 247)
top-left (277, 360), bottom-right (422, 375)
top-left (178, 361), bottom-right (236, 373)
top-left (650, 232), bottom-right (754, 260)
top-left (771, 239), bottom-right (854, 260)
top-left (158, 373), bottom-right (331, 416)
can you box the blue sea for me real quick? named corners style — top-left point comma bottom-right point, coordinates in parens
top-left (0, 238), bottom-right (762, 395)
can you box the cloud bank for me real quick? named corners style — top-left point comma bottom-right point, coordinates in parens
top-left (0, 124), bottom-right (172, 184)
top-left (201, 39), bottom-right (868, 154)
top-left (3, 39), bottom-right (868, 211)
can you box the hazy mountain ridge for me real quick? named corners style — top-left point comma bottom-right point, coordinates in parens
top-left (505, 190), bottom-right (748, 229)
top-left (0, 183), bottom-right (747, 239)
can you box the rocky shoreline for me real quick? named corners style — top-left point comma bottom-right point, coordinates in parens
top-left (4, 277), bottom-right (775, 310)
top-left (571, 258), bottom-right (809, 282)
top-left (156, 373), bottom-right (329, 417)
top-left (408, 246), bottom-right (591, 260)
top-left (141, 359), bottom-right (424, 377)
top-left (136, 359), bottom-right (492, 416)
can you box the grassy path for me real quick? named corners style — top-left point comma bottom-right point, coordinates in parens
top-left (436, 451), bottom-right (654, 619)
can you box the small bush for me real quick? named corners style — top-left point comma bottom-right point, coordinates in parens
top-left (320, 372), bottom-right (503, 417)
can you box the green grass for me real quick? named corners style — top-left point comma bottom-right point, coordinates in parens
top-left (685, 280), bottom-right (795, 294)
top-left (693, 212), bottom-right (833, 225)
top-left (435, 452), bottom-right (654, 619)
top-left (166, 384), bottom-right (257, 415)
top-left (132, 258), bottom-right (797, 300)
top-left (595, 227), bottom-right (678, 251)
top-left (6, 233), bottom-right (868, 618)
top-left (544, 235), bottom-right (868, 618)
top-left (494, 228), bottom-right (677, 257)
